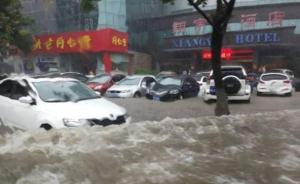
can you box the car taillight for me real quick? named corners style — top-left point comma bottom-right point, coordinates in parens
top-left (283, 80), bottom-right (290, 84)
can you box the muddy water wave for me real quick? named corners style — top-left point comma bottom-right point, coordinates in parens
top-left (0, 110), bottom-right (300, 184)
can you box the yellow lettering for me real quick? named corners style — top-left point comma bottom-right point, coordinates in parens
top-left (78, 35), bottom-right (92, 51)
top-left (33, 39), bottom-right (42, 50)
top-left (67, 37), bottom-right (77, 48)
top-left (44, 38), bottom-right (53, 50)
top-left (112, 36), bottom-right (118, 45)
top-left (56, 37), bottom-right (65, 49)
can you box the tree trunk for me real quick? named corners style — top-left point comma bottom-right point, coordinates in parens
top-left (211, 25), bottom-right (230, 116)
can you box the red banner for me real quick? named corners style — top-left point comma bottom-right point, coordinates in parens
top-left (32, 28), bottom-right (128, 54)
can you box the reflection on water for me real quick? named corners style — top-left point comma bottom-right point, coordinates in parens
top-left (0, 110), bottom-right (300, 184)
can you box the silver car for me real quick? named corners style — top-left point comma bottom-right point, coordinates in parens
top-left (106, 75), bottom-right (156, 98)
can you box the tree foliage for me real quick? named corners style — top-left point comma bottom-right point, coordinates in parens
top-left (0, 0), bottom-right (33, 56)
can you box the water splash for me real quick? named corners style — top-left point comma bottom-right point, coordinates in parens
top-left (0, 110), bottom-right (300, 184)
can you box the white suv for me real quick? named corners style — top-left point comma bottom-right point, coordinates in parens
top-left (203, 65), bottom-right (251, 102)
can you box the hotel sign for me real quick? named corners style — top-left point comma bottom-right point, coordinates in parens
top-left (235, 32), bottom-right (280, 44)
top-left (167, 31), bottom-right (282, 49)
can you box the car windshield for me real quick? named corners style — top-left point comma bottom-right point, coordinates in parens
top-left (261, 74), bottom-right (288, 81)
top-left (117, 77), bottom-right (141, 85)
top-left (158, 77), bottom-right (181, 86)
top-left (88, 75), bottom-right (111, 83)
top-left (33, 81), bottom-right (99, 102)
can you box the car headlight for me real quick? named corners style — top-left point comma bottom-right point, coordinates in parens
top-left (124, 113), bottom-right (130, 119)
top-left (63, 118), bottom-right (89, 127)
top-left (169, 89), bottom-right (179, 94)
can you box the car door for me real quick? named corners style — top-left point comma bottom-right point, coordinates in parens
top-left (140, 77), bottom-right (155, 95)
top-left (9, 80), bottom-right (40, 130)
top-left (0, 80), bottom-right (15, 126)
top-left (182, 77), bottom-right (199, 97)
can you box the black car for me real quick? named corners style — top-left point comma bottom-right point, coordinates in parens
top-left (146, 76), bottom-right (199, 101)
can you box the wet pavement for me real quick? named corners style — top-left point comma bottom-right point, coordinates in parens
top-left (109, 92), bottom-right (300, 122)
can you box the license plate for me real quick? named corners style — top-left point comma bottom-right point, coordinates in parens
top-left (153, 96), bottom-right (160, 101)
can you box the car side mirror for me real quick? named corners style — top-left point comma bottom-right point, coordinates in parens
top-left (19, 96), bottom-right (34, 105)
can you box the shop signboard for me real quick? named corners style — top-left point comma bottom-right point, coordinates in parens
top-left (166, 30), bottom-right (285, 50)
top-left (32, 28), bottom-right (128, 54)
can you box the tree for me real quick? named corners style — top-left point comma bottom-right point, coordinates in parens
top-left (0, 0), bottom-right (33, 57)
top-left (162, 0), bottom-right (236, 116)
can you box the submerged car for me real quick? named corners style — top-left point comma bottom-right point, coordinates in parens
top-left (87, 74), bottom-right (126, 95)
top-left (146, 76), bottom-right (199, 101)
top-left (257, 73), bottom-right (293, 96)
top-left (0, 76), bottom-right (129, 130)
top-left (106, 75), bottom-right (156, 98)
top-left (203, 65), bottom-right (251, 102)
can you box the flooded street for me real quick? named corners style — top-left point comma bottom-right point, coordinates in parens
top-left (1, 110), bottom-right (300, 184)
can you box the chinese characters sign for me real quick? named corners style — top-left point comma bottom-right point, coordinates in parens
top-left (241, 14), bottom-right (257, 29)
top-left (172, 21), bottom-right (186, 35)
top-left (32, 28), bottom-right (128, 54)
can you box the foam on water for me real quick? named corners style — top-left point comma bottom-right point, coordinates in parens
top-left (0, 110), bottom-right (300, 184)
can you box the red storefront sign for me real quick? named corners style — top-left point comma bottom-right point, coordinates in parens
top-left (32, 28), bottom-right (128, 54)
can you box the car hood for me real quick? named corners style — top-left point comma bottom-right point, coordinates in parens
top-left (108, 85), bottom-right (138, 91)
top-left (42, 98), bottom-right (126, 120)
top-left (152, 83), bottom-right (180, 92)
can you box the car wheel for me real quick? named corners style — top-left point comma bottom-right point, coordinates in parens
top-left (257, 92), bottom-right (262, 96)
top-left (222, 76), bottom-right (242, 95)
top-left (178, 94), bottom-right (183, 100)
top-left (40, 124), bottom-right (52, 131)
top-left (285, 92), bottom-right (292, 97)
top-left (133, 92), bottom-right (142, 98)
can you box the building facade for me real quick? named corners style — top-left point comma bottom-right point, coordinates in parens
top-left (19, 0), bottom-right (130, 75)
top-left (128, 0), bottom-right (300, 76)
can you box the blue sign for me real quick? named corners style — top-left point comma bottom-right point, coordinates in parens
top-left (171, 37), bottom-right (211, 49)
top-left (168, 32), bottom-right (281, 49)
top-left (235, 32), bottom-right (280, 44)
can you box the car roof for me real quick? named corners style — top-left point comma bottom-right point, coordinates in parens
top-left (126, 75), bottom-right (155, 78)
top-left (261, 72), bottom-right (289, 77)
top-left (270, 68), bottom-right (292, 71)
top-left (3, 75), bottom-right (79, 83)
top-left (221, 65), bottom-right (244, 69)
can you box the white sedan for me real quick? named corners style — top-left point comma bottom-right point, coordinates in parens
top-left (0, 76), bottom-right (129, 130)
top-left (106, 75), bottom-right (156, 98)
top-left (257, 73), bottom-right (293, 96)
